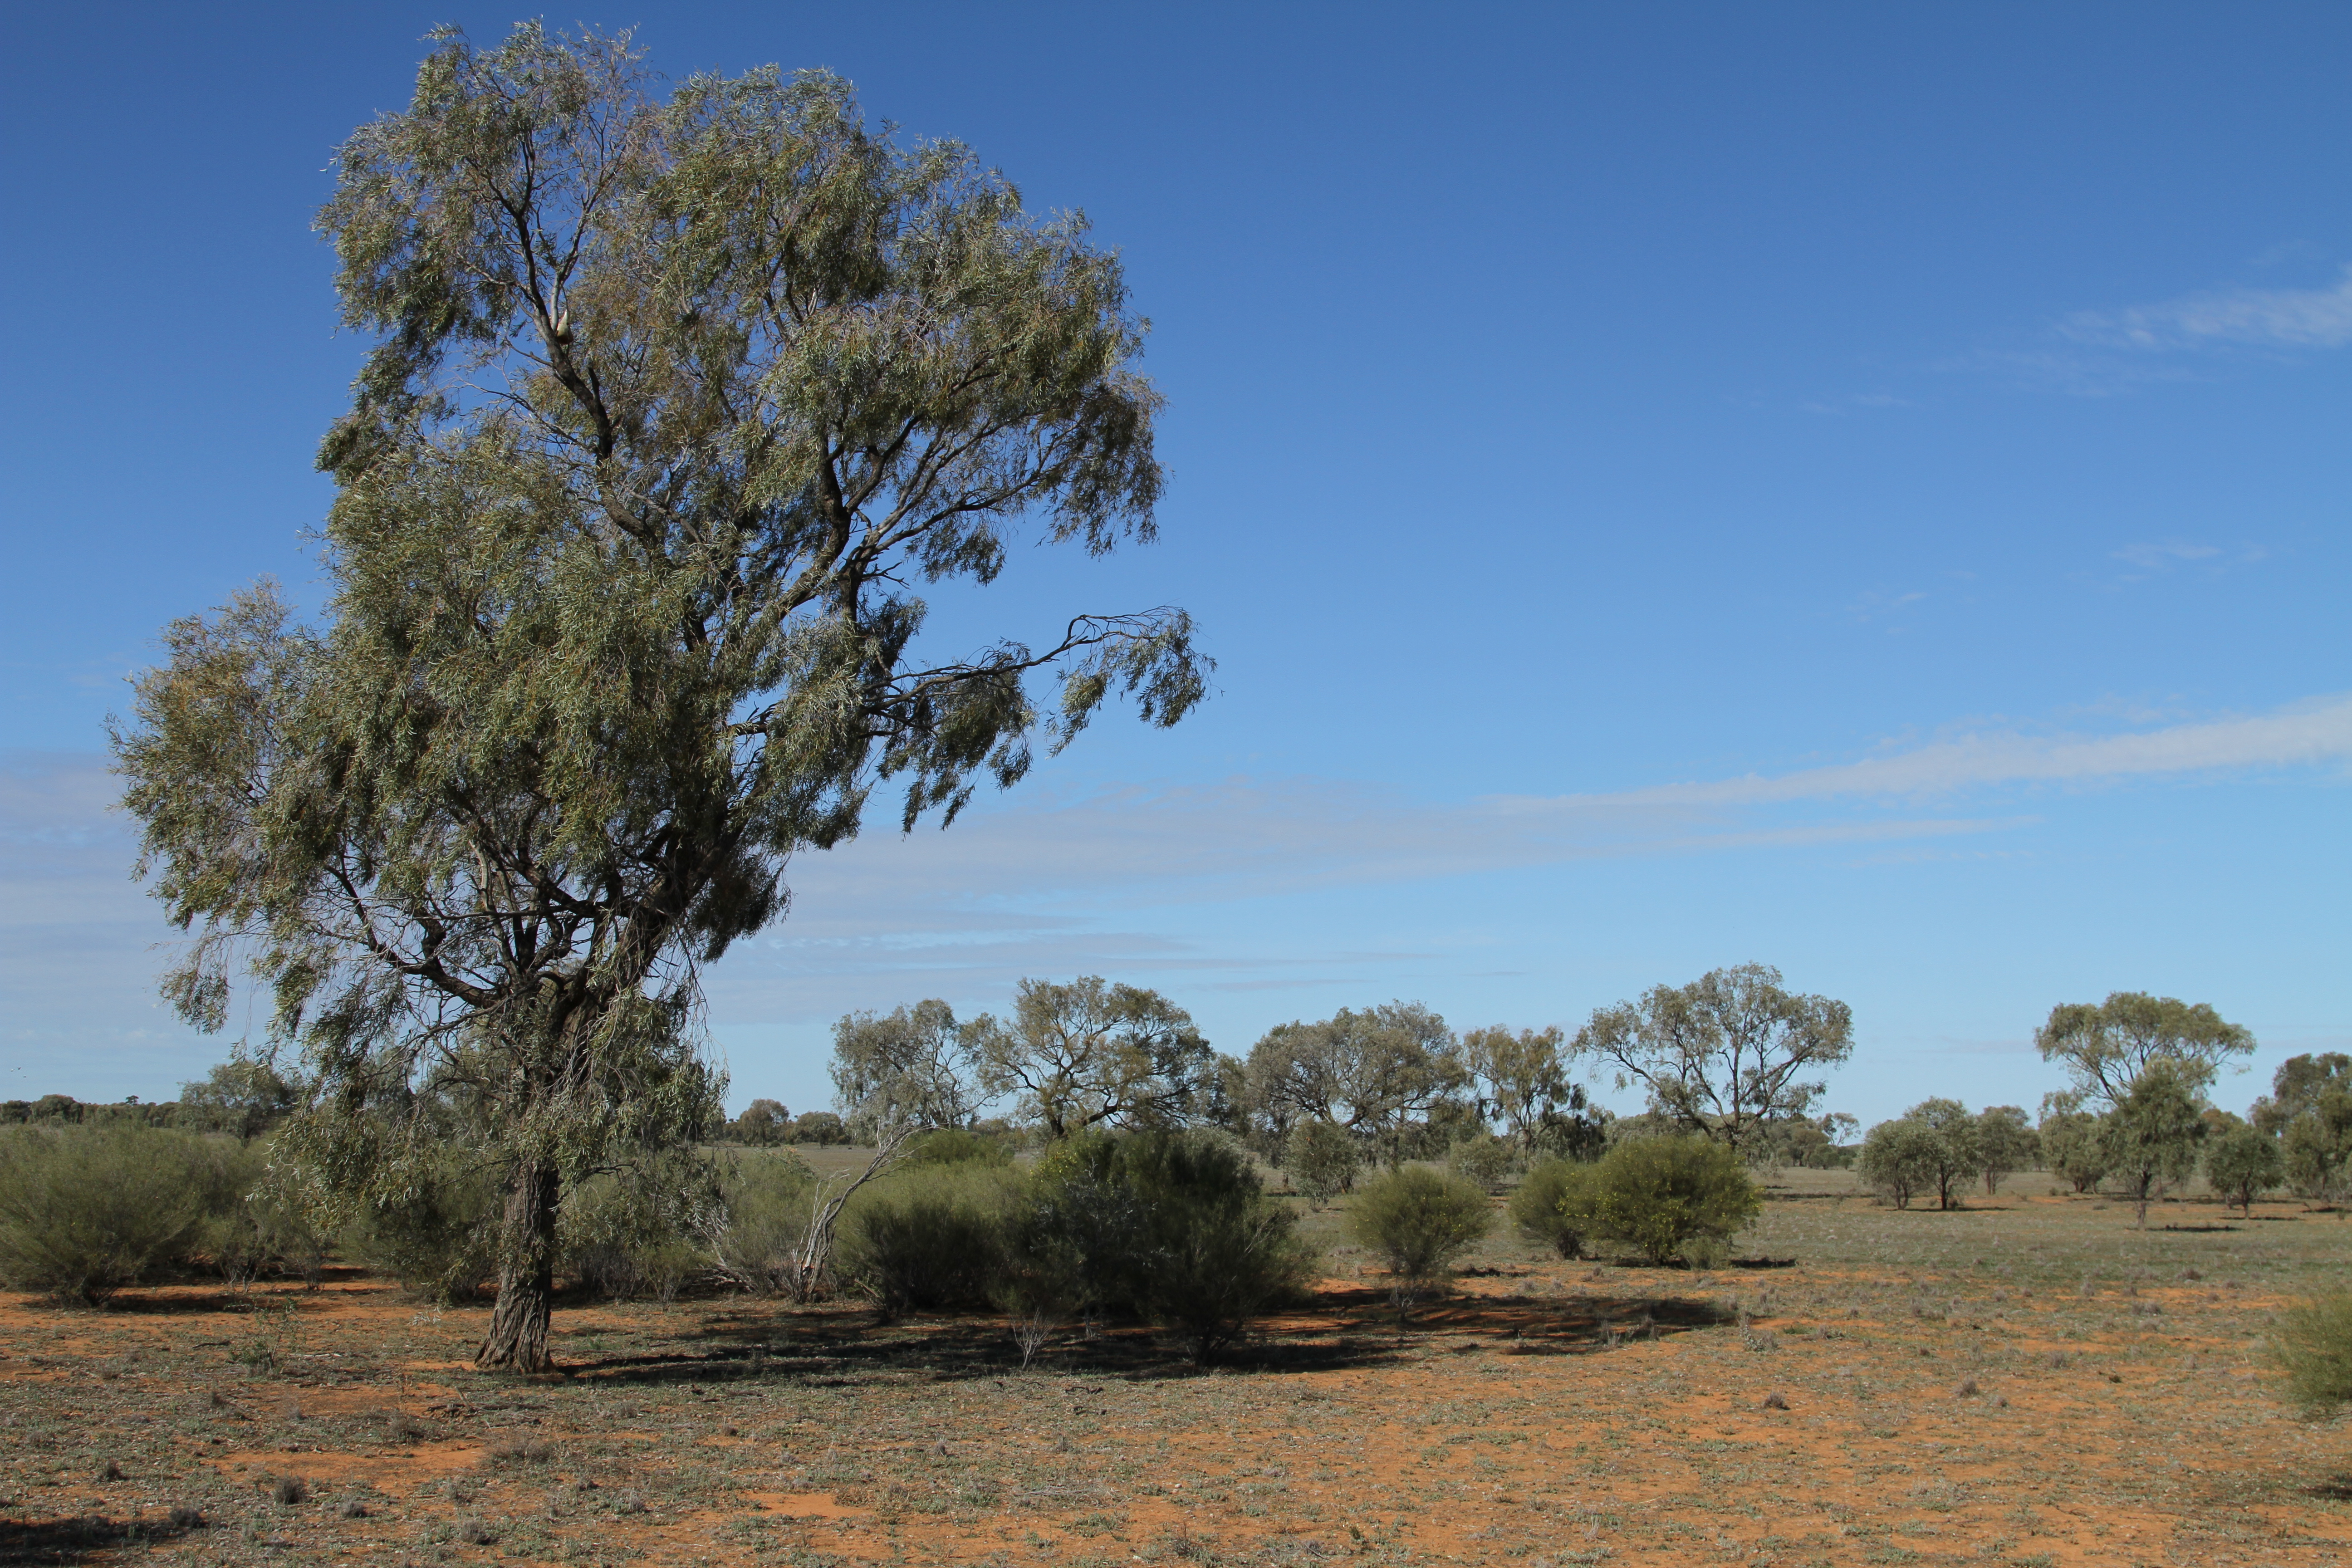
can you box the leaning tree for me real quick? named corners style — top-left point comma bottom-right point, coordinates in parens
top-left (113, 25), bottom-right (1206, 1370)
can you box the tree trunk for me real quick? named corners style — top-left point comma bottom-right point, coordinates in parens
top-left (477, 1159), bottom-right (560, 1372)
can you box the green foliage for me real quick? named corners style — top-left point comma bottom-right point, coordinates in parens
top-left (1564, 1135), bottom-right (1763, 1266)
top-left (178, 1056), bottom-right (304, 1140)
top-left (1446, 1132), bottom-right (1520, 1194)
top-left (1573, 964), bottom-right (1854, 1154)
top-left (838, 1163), bottom-right (1024, 1318)
top-left (2098, 1062), bottom-right (2207, 1225)
top-left (1284, 1119), bottom-right (1359, 1207)
top-left (1244, 1003), bottom-right (1468, 1170)
top-left (2202, 1124), bottom-right (2283, 1215)
top-left (1975, 1105), bottom-right (2039, 1195)
top-left (0, 1127), bottom-right (218, 1303)
top-left (1857, 1100), bottom-right (1981, 1210)
top-left (342, 1149), bottom-right (501, 1303)
top-left (2269, 1292), bottom-right (2352, 1414)
top-left (903, 1127), bottom-right (1018, 1167)
top-left (559, 1153), bottom-right (717, 1302)
top-left (1099, 1132), bottom-right (1313, 1362)
top-left (112, 21), bottom-right (1203, 1370)
top-left (1347, 1166), bottom-right (1493, 1282)
top-left (698, 1149), bottom-right (822, 1296)
top-left (1857, 1118), bottom-right (1942, 1210)
top-left (1509, 1158), bottom-right (1593, 1259)
top-left (2038, 1096), bottom-right (2110, 1192)
top-left (2035, 991), bottom-right (2254, 1106)
top-left (2254, 1054), bottom-right (2352, 1203)
top-left (968, 978), bottom-right (1217, 1139)
top-left (729, 1100), bottom-right (792, 1146)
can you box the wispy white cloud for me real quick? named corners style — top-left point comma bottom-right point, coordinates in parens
top-left (1589, 695), bottom-right (2352, 809)
top-left (2063, 266), bottom-right (2352, 352)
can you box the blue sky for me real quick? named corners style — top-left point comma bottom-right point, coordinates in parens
top-left (3, 3), bottom-right (2346, 1125)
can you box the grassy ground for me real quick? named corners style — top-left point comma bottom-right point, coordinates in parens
top-left (3, 1168), bottom-right (2349, 1567)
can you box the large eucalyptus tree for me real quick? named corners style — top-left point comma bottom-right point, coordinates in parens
top-left (113, 25), bottom-right (1205, 1370)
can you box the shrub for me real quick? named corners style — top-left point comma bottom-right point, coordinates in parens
top-left (2270, 1291), bottom-right (2352, 1413)
top-left (1565, 1135), bottom-right (1761, 1266)
top-left (1347, 1166), bottom-right (1492, 1283)
top-left (0, 1126), bottom-right (218, 1303)
top-left (837, 1162), bottom-right (1023, 1318)
top-left (2038, 1101), bottom-right (2108, 1192)
top-left (559, 1156), bottom-right (711, 1302)
top-left (341, 1151), bottom-right (500, 1303)
top-left (1446, 1132), bottom-right (1519, 1194)
top-left (2204, 1125), bottom-right (2284, 1216)
top-left (698, 1148), bottom-right (820, 1296)
top-left (902, 1127), bottom-right (1016, 1168)
top-left (1857, 1118), bottom-right (1943, 1210)
top-left (1108, 1131), bottom-right (1313, 1363)
top-left (1003, 1130), bottom-right (1311, 1362)
top-left (1284, 1119), bottom-right (1358, 1207)
top-left (1508, 1158), bottom-right (1592, 1258)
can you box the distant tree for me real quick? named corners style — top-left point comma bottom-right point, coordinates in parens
top-left (2099, 1062), bottom-right (2207, 1227)
top-left (110, 26), bottom-right (1204, 1372)
top-left (2204, 1123), bottom-right (2284, 1216)
top-left (2250, 1054), bottom-right (2352, 1205)
top-left (29, 1096), bottom-right (80, 1125)
top-left (731, 1099), bottom-right (791, 1147)
top-left (2038, 1093), bottom-right (2109, 1193)
top-left (1975, 1105), bottom-right (2039, 1197)
top-left (790, 1112), bottom-right (850, 1146)
top-left (968, 977), bottom-right (1214, 1140)
top-left (1284, 1118), bottom-right (1358, 1207)
top-left (178, 1056), bottom-right (304, 1140)
top-left (828, 1000), bottom-right (981, 1137)
top-left (1857, 1117), bottom-right (1941, 1210)
top-left (1907, 1099), bottom-right (1984, 1210)
top-left (1460, 1025), bottom-right (1570, 1152)
top-left (1244, 1003), bottom-right (1468, 1169)
top-left (2035, 992), bottom-right (2253, 1108)
top-left (1572, 964), bottom-right (1853, 1154)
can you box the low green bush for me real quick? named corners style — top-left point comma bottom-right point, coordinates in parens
top-left (0, 1125), bottom-right (220, 1303)
top-left (1564, 1135), bottom-right (1760, 1266)
top-left (1508, 1158), bottom-right (1592, 1258)
top-left (341, 1151), bottom-right (500, 1303)
top-left (1347, 1165), bottom-right (1492, 1283)
top-left (559, 1155), bottom-right (714, 1302)
top-left (1284, 1119), bottom-right (1358, 1207)
top-left (2270, 1291), bottom-right (2352, 1413)
top-left (1446, 1133), bottom-right (1519, 1194)
top-left (701, 1148), bottom-right (820, 1296)
top-left (1104, 1131), bottom-right (1313, 1363)
top-left (902, 1127), bottom-right (1017, 1167)
top-left (837, 1161), bottom-right (1024, 1318)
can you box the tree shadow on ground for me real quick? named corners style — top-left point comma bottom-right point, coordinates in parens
top-left (0, 1512), bottom-right (202, 1565)
top-left (1305, 1284), bottom-right (1735, 1356)
top-left (551, 1301), bottom-right (1407, 1389)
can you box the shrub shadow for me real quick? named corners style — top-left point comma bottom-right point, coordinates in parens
top-left (0, 1513), bottom-right (201, 1564)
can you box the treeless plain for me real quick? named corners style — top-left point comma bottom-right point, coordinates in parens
top-left (4, 1166), bottom-right (2348, 1567)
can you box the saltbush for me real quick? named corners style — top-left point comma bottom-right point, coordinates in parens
top-left (1508, 1157), bottom-right (1592, 1258)
top-left (0, 1125), bottom-right (217, 1303)
top-left (2270, 1291), bottom-right (2352, 1413)
top-left (1565, 1135), bottom-right (1761, 1266)
top-left (1347, 1165), bottom-right (1493, 1282)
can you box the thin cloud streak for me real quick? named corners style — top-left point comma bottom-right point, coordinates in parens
top-left (2063, 266), bottom-right (2352, 351)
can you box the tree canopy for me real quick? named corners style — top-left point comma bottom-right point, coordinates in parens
top-left (1572, 963), bottom-right (1853, 1153)
top-left (2034, 992), bottom-right (2253, 1107)
top-left (111, 24), bottom-right (1205, 1371)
